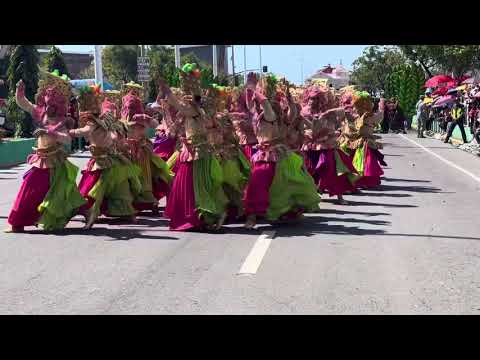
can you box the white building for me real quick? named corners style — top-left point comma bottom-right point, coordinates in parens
top-left (306, 63), bottom-right (350, 89)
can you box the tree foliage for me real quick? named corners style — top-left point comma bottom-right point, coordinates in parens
top-left (146, 46), bottom-right (229, 102)
top-left (102, 45), bottom-right (138, 88)
top-left (398, 45), bottom-right (480, 78)
top-left (350, 46), bottom-right (405, 94)
top-left (43, 46), bottom-right (70, 78)
top-left (385, 64), bottom-right (425, 118)
top-left (6, 45), bottom-right (40, 137)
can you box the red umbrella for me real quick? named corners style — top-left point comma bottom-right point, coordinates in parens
top-left (425, 75), bottom-right (454, 88)
top-left (431, 86), bottom-right (449, 97)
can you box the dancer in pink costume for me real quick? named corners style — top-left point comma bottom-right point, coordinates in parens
top-left (243, 75), bottom-right (320, 229)
top-left (71, 86), bottom-right (141, 229)
top-left (159, 64), bottom-right (228, 231)
top-left (5, 71), bottom-right (85, 233)
top-left (300, 84), bottom-right (334, 183)
top-left (313, 108), bottom-right (359, 204)
top-left (350, 93), bottom-right (387, 189)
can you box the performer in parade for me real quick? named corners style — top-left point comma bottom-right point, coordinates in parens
top-left (5, 71), bottom-right (86, 233)
top-left (159, 63), bottom-right (228, 231)
top-left (71, 85), bottom-right (142, 229)
top-left (243, 74), bottom-right (320, 229)
top-left (350, 92), bottom-right (387, 189)
top-left (120, 83), bottom-right (172, 214)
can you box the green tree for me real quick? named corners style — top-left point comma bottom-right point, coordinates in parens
top-left (351, 46), bottom-right (405, 94)
top-left (102, 45), bottom-right (138, 88)
top-left (385, 64), bottom-right (425, 118)
top-left (6, 45), bottom-right (40, 137)
top-left (398, 45), bottom-right (480, 78)
top-left (43, 46), bottom-right (70, 77)
top-left (146, 46), bottom-right (229, 102)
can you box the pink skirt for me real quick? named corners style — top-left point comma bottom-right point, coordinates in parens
top-left (316, 149), bottom-right (356, 196)
top-left (78, 169), bottom-right (104, 215)
top-left (164, 161), bottom-right (203, 231)
top-left (243, 162), bottom-right (276, 217)
top-left (356, 146), bottom-right (384, 189)
top-left (8, 167), bottom-right (51, 227)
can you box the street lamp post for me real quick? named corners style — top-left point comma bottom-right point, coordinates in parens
top-left (94, 45), bottom-right (103, 90)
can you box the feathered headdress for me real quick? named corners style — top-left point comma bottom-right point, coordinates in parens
top-left (352, 91), bottom-right (373, 116)
top-left (35, 69), bottom-right (73, 114)
top-left (179, 63), bottom-right (202, 96)
top-left (78, 85), bottom-right (102, 115)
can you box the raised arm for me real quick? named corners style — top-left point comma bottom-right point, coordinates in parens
top-left (15, 80), bottom-right (36, 116)
top-left (159, 79), bottom-right (198, 117)
top-left (255, 91), bottom-right (276, 123)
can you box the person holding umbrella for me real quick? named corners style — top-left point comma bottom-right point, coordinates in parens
top-left (444, 98), bottom-right (468, 144)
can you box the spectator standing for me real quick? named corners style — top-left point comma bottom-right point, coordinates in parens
top-left (444, 99), bottom-right (468, 144)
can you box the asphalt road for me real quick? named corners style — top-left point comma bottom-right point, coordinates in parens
top-left (1, 132), bottom-right (480, 314)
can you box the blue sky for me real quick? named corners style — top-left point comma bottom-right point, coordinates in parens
top-left (57, 45), bottom-right (368, 84)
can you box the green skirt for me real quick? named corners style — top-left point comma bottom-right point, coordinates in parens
top-left (89, 162), bottom-right (142, 220)
top-left (222, 150), bottom-right (251, 212)
top-left (37, 160), bottom-right (87, 231)
top-left (193, 154), bottom-right (229, 225)
top-left (267, 152), bottom-right (320, 221)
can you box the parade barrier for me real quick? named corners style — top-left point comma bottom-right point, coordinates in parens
top-left (411, 116), bottom-right (474, 142)
top-left (0, 138), bottom-right (72, 168)
top-left (0, 138), bottom-right (36, 168)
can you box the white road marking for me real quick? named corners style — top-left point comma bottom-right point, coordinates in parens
top-left (238, 231), bottom-right (276, 275)
top-left (399, 134), bottom-right (480, 184)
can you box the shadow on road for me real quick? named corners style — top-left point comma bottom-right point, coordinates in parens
top-left (321, 199), bottom-right (417, 208)
top-left (21, 227), bottom-right (178, 241)
top-left (277, 219), bottom-right (387, 238)
top-left (376, 184), bottom-right (452, 194)
top-left (382, 177), bottom-right (431, 183)
top-left (317, 209), bottom-right (390, 217)
top-left (351, 192), bottom-right (411, 198)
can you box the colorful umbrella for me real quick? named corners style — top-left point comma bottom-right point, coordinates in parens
top-left (431, 86), bottom-right (449, 97)
top-left (447, 87), bottom-right (458, 95)
top-left (425, 75), bottom-right (454, 88)
top-left (433, 95), bottom-right (455, 107)
top-left (462, 77), bottom-right (476, 85)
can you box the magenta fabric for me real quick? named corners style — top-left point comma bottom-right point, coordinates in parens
top-left (164, 161), bottom-right (203, 231)
top-left (8, 167), bottom-right (51, 227)
top-left (77, 169), bottom-right (102, 215)
top-left (153, 136), bottom-right (176, 161)
top-left (243, 162), bottom-right (276, 217)
top-left (356, 145), bottom-right (384, 189)
top-left (316, 149), bottom-right (356, 197)
top-left (241, 144), bottom-right (257, 162)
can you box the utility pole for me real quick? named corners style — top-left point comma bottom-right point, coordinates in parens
top-left (174, 45), bottom-right (181, 68)
top-left (231, 45), bottom-right (236, 86)
top-left (259, 45), bottom-right (262, 78)
top-left (300, 57), bottom-right (304, 85)
top-left (213, 45), bottom-right (218, 78)
top-left (243, 45), bottom-right (247, 84)
top-left (94, 45), bottom-right (103, 90)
